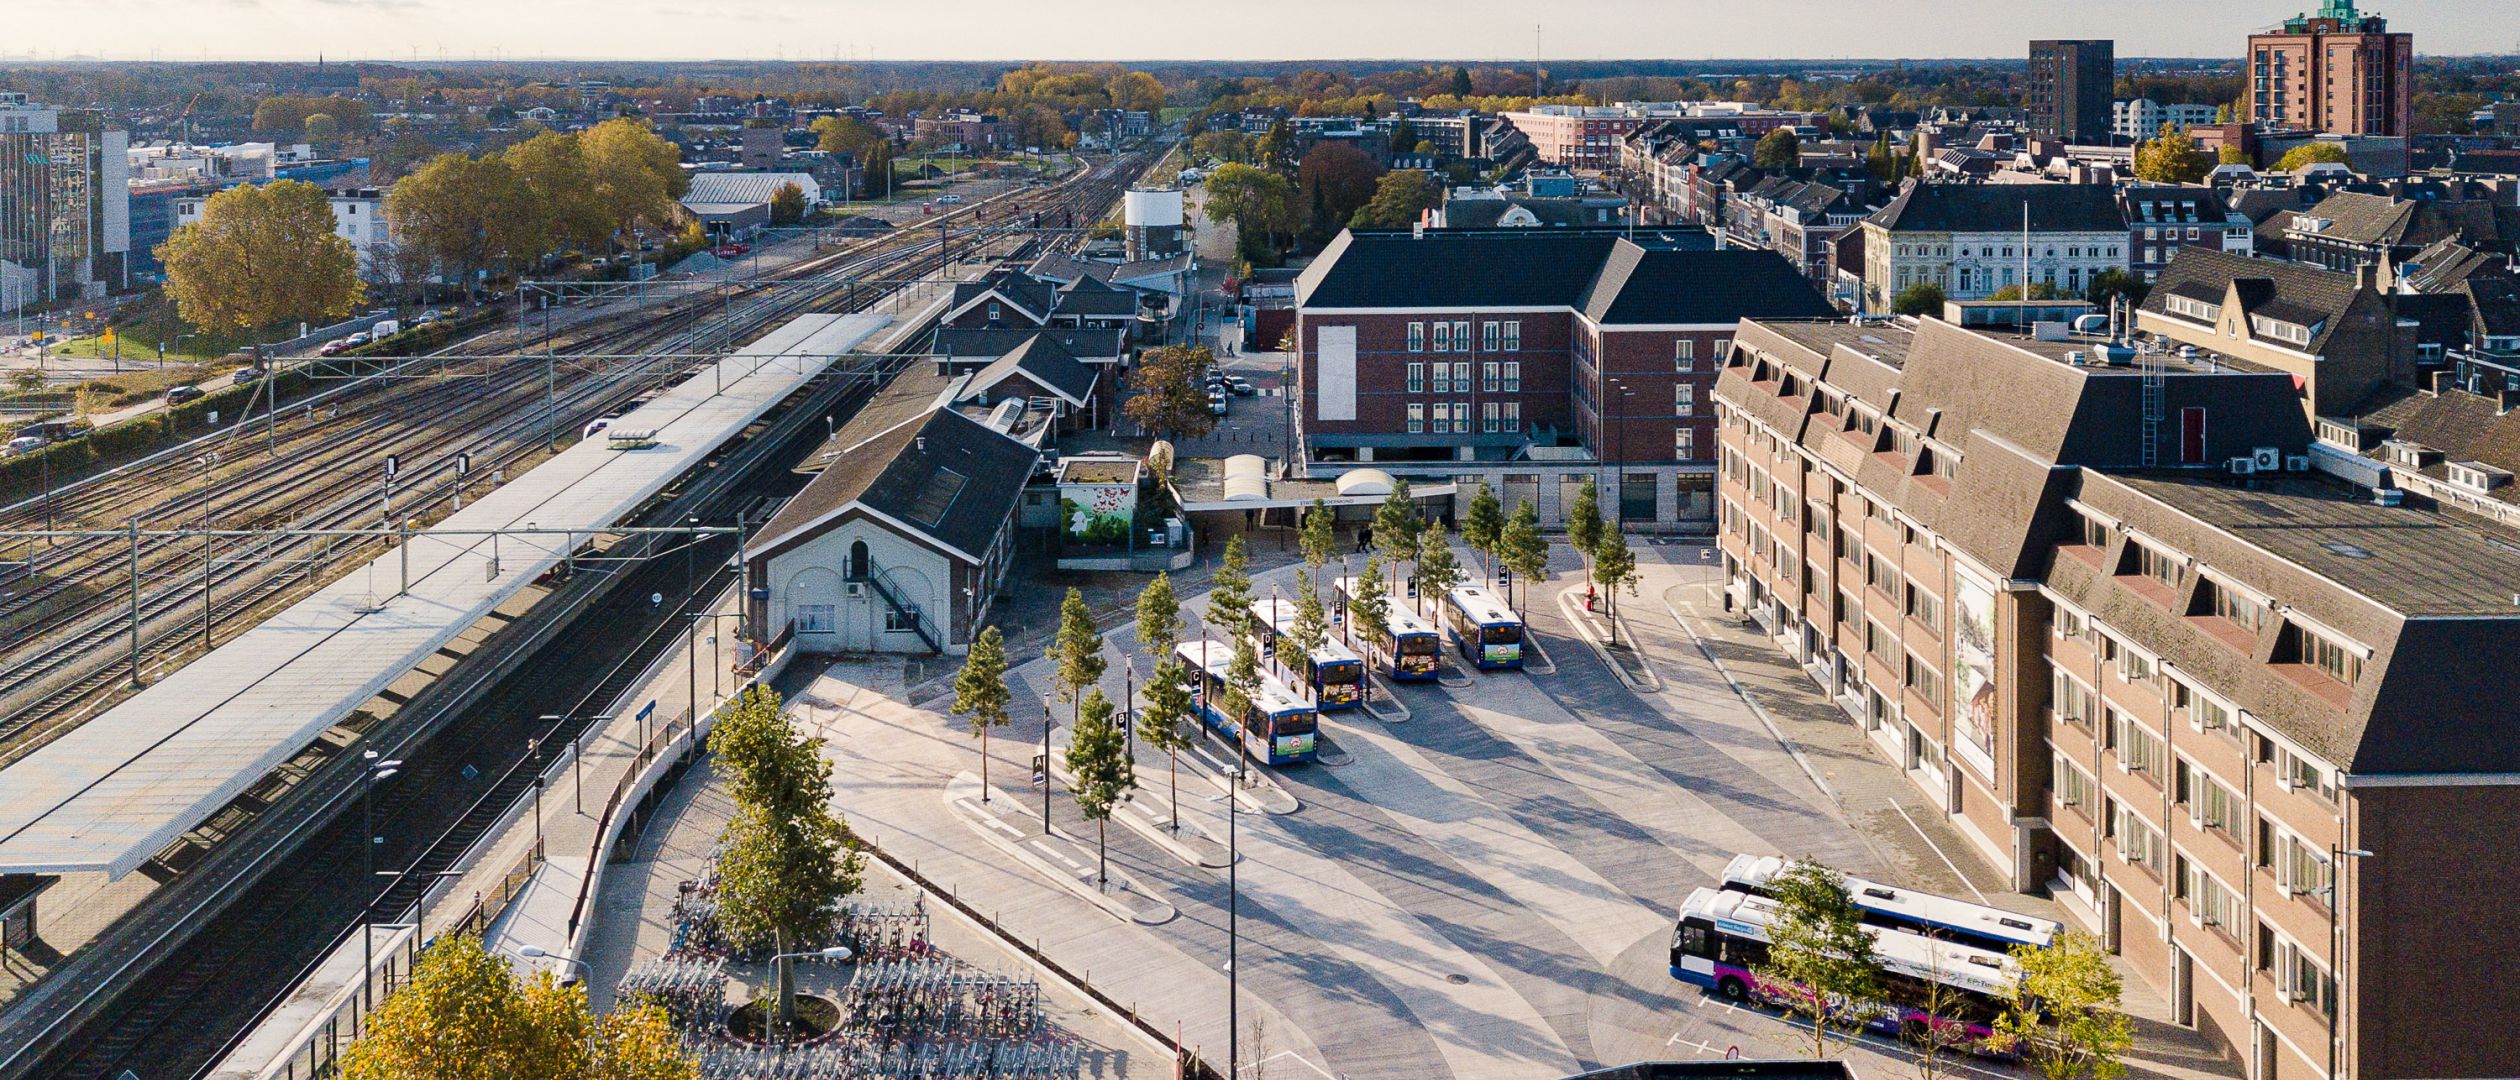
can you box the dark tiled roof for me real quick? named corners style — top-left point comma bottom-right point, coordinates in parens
top-left (934, 326), bottom-right (1126, 363)
top-left (754, 406), bottom-right (1037, 563)
top-left (1867, 181), bottom-right (2126, 233)
top-left (2142, 247), bottom-right (2364, 354)
top-left (2294, 190), bottom-right (2417, 246)
top-left (1298, 231), bottom-right (1830, 324)
top-left (948, 270), bottom-right (1057, 322)
top-left (2467, 273), bottom-right (2520, 336)
top-left (2399, 238), bottom-right (2504, 293)
top-left (966, 334), bottom-right (1097, 406)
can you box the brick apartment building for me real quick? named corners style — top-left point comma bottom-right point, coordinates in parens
top-left (1292, 230), bottom-right (1832, 528)
top-left (1714, 313), bottom-right (2520, 1079)
top-left (2122, 186), bottom-right (2256, 281)
top-left (2246, 0), bottom-right (2414, 137)
top-left (2028, 39), bottom-right (2115, 144)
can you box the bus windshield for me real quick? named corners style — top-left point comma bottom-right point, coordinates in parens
top-left (1483, 624), bottom-right (1522, 645)
top-left (1396, 634), bottom-right (1440, 655)
top-left (1267, 708), bottom-right (1319, 737)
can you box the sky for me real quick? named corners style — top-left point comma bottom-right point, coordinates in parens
top-left (22, 0), bottom-right (2520, 63)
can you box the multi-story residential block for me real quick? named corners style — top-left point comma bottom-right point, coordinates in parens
top-left (1857, 182), bottom-right (2128, 312)
top-left (2247, 0), bottom-right (2414, 137)
top-left (0, 92), bottom-right (130, 311)
top-left (2116, 99), bottom-right (2224, 142)
top-left (1292, 231), bottom-right (1833, 528)
top-left (1721, 175), bottom-right (1879, 285)
top-left (2123, 187), bottom-right (2256, 280)
top-left (1715, 312), bottom-right (2520, 1080)
top-left (2028, 40), bottom-right (2115, 144)
top-left (2268, 189), bottom-right (2505, 272)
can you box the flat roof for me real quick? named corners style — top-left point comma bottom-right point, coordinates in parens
top-left (2114, 472), bottom-right (2520, 617)
top-left (0, 313), bottom-right (888, 876)
top-left (1756, 318), bottom-right (2274, 378)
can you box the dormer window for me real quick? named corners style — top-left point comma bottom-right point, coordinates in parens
top-left (2121, 539), bottom-right (2182, 591)
top-left (2278, 621), bottom-right (2364, 687)
top-left (2193, 574), bottom-right (2265, 633)
top-left (2448, 461), bottom-right (2511, 493)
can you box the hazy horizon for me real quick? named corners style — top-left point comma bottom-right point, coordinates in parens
top-left (20, 0), bottom-right (2520, 66)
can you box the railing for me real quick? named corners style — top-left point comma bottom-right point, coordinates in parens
top-left (862, 558), bottom-right (946, 654)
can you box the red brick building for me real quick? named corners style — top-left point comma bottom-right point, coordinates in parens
top-left (1291, 230), bottom-right (1832, 528)
top-left (2246, 1), bottom-right (2414, 137)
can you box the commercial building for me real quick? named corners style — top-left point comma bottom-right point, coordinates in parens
top-left (2246, 1), bottom-right (2415, 137)
top-left (2116, 99), bottom-right (2224, 142)
top-left (1714, 312), bottom-right (2520, 1080)
top-left (2028, 40), bottom-right (2116, 144)
top-left (1291, 229), bottom-right (1833, 528)
top-left (0, 92), bottom-right (130, 311)
top-left (1857, 182), bottom-right (2129, 313)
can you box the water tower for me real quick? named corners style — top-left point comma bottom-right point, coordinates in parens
top-left (1123, 186), bottom-right (1185, 261)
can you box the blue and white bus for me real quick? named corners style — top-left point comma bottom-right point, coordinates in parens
top-left (1175, 641), bottom-right (1320, 765)
top-left (1719, 854), bottom-right (2059, 954)
top-left (1330, 576), bottom-right (1443, 681)
top-left (1249, 597), bottom-right (1367, 711)
top-left (1672, 887), bottom-right (2020, 1048)
top-left (1439, 585), bottom-right (1524, 670)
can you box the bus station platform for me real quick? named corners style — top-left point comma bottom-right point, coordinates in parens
top-left (0, 312), bottom-right (890, 878)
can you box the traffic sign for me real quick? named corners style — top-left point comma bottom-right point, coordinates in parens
top-left (1030, 754), bottom-right (1048, 786)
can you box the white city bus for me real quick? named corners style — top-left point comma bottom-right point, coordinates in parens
top-left (1719, 854), bottom-right (2059, 953)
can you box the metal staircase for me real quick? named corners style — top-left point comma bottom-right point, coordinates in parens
top-left (854, 558), bottom-right (945, 655)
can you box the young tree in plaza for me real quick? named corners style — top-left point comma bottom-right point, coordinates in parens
top-left (1348, 554), bottom-right (1391, 656)
top-left (341, 934), bottom-right (695, 1080)
top-left (1498, 500), bottom-right (1550, 614)
top-left (1136, 572), bottom-right (1184, 656)
top-left (1048, 588), bottom-right (1107, 726)
top-left (1287, 571), bottom-right (1329, 693)
top-left (1461, 482), bottom-right (1505, 576)
top-left (160, 179), bottom-right (364, 347)
top-left (1591, 520), bottom-right (1641, 646)
top-left (709, 686), bottom-right (865, 1037)
top-left (1064, 688), bottom-right (1136, 886)
top-left (1756, 859), bottom-right (1884, 1059)
top-left (1300, 497), bottom-right (1339, 577)
top-left (1416, 527), bottom-right (1464, 613)
top-left (1208, 534), bottom-right (1256, 642)
top-left (1138, 653), bottom-right (1197, 830)
top-left (1373, 480), bottom-right (1423, 595)
top-left (1223, 632), bottom-right (1264, 774)
top-left (1994, 930), bottom-right (2135, 1080)
top-left (952, 625), bottom-right (1014, 801)
top-left (1566, 479), bottom-right (1605, 571)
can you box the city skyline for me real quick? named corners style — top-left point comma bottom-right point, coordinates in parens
top-left (19, 0), bottom-right (2520, 64)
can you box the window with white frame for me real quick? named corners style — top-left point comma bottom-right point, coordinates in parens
top-left (1406, 362), bottom-right (1424, 392)
top-left (2111, 710), bottom-right (2165, 777)
top-left (1452, 321), bottom-right (1470, 350)
top-left (1407, 403), bottom-right (1425, 433)
top-left (1452, 362), bottom-right (1470, 391)
top-left (1501, 321), bottom-right (1521, 351)
top-left (1481, 321), bottom-right (1501, 350)
top-left (1408, 322), bottom-right (1425, 352)
top-left (1432, 321), bottom-right (1453, 352)
top-left (2112, 799), bottom-right (2165, 873)
top-left (2178, 856), bottom-right (2244, 932)
top-left (1501, 401), bottom-right (1520, 431)
top-left (2177, 759), bottom-right (2243, 837)
top-left (1481, 362), bottom-right (1500, 392)
top-left (1453, 399), bottom-right (1471, 433)
top-left (1482, 402), bottom-right (1501, 433)
top-left (2052, 751), bottom-right (2097, 814)
top-left (1675, 339), bottom-right (1695, 371)
top-left (1501, 361), bottom-right (1521, 393)
top-left (1675, 427), bottom-right (1694, 458)
top-left (1714, 338), bottom-right (1732, 363)
top-left (797, 604), bottom-right (837, 633)
top-left (884, 609), bottom-right (916, 633)
top-left (1675, 383), bottom-right (1695, 416)
top-left (1431, 363), bottom-right (1451, 393)
top-left (2259, 925), bottom-right (2337, 1016)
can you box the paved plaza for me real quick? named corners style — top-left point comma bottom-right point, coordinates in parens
top-left (786, 539), bottom-right (2245, 1080)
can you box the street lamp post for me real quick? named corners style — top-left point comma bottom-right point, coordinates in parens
top-left (359, 751), bottom-right (401, 1025)
top-left (1124, 656), bottom-right (1136, 758)
top-left (760, 946), bottom-right (855, 1046)
top-left (538, 714), bottom-right (610, 815)
top-left (1227, 754), bottom-right (1241, 1079)
top-left (1042, 702), bottom-right (1055, 834)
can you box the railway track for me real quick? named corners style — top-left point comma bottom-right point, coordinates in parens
top-left (0, 155), bottom-right (1131, 763)
top-left (1, 148), bottom-right (1154, 1080)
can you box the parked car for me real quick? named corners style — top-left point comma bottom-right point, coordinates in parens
top-left (342, 331), bottom-right (371, 347)
top-left (1226, 376), bottom-right (1257, 396)
top-left (4, 436), bottom-right (43, 456)
top-left (937, 193), bottom-right (965, 204)
top-left (713, 242), bottom-right (751, 258)
top-left (233, 365), bottom-right (269, 384)
top-left (1207, 390), bottom-right (1230, 416)
top-left (165, 384), bottom-right (205, 406)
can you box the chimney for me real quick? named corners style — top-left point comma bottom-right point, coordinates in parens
top-left (2429, 367), bottom-right (2458, 395)
top-left (2500, 387), bottom-right (2520, 415)
top-left (2353, 261), bottom-right (2377, 293)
